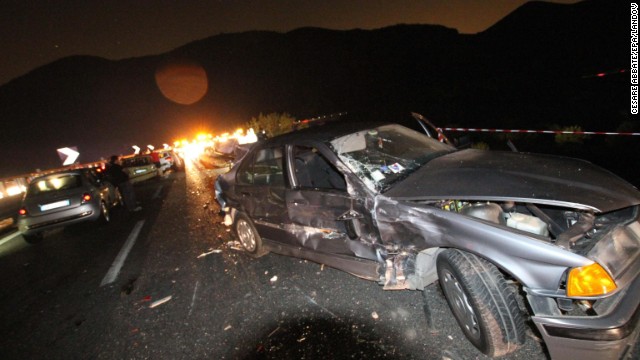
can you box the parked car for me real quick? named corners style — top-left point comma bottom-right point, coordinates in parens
top-left (17, 168), bottom-right (122, 243)
top-left (168, 149), bottom-right (184, 170)
top-left (150, 149), bottom-right (183, 172)
top-left (149, 151), bottom-right (172, 173)
top-left (215, 112), bottom-right (640, 359)
top-left (121, 155), bottom-right (159, 183)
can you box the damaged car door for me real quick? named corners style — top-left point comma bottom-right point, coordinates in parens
top-left (285, 144), bottom-right (378, 260)
top-left (233, 146), bottom-right (292, 244)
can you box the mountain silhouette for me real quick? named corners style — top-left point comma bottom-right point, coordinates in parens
top-left (0, 0), bottom-right (629, 177)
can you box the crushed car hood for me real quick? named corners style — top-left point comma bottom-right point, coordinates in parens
top-left (383, 149), bottom-right (640, 212)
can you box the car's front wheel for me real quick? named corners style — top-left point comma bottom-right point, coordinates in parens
top-left (234, 213), bottom-right (267, 257)
top-left (437, 249), bottom-right (525, 357)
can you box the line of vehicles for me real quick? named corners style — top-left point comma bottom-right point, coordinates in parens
top-left (5, 148), bottom-right (184, 242)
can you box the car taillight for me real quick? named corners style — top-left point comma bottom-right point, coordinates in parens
top-left (18, 208), bottom-right (27, 216)
top-left (82, 193), bottom-right (92, 203)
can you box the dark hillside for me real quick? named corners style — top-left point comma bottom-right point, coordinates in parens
top-left (0, 0), bottom-right (631, 179)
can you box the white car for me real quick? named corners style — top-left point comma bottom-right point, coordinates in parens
top-left (121, 155), bottom-right (159, 183)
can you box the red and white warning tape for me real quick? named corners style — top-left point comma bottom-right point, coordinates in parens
top-left (438, 128), bottom-right (640, 136)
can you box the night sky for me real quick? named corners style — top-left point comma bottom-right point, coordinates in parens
top-left (2, 0), bottom-right (580, 86)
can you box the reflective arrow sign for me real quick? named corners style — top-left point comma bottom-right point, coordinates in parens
top-left (57, 147), bottom-right (79, 166)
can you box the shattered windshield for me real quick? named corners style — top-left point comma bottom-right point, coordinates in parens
top-left (329, 124), bottom-right (455, 192)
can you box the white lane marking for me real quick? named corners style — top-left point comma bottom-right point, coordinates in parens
top-left (189, 281), bottom-right (200, 316)
top-left (100, 220), bottom-right (145, 287)
top-left (152, 185), bottom-right (163, 199)
top-left (0, 230), bottom-right (21, 246)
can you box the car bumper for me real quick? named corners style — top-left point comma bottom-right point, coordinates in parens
top-left (17, 204), bottom-right (100, 235)
top-left (529, 274), bottom-right (640, 360)
top-left (129, 170), bottom-right (158, 183)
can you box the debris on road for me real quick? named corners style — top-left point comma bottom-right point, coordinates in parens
top-left (149, 295), bottom-right (172, 308)
top-left (371, 311), bottom-right (379, 320)
top-left (268, 326), bottom-right (280, 337)
top-left (227, 241), bottom-right (243, 251)
top-left (197, 249), bottom-right (222, 258)
top-left (224, 325), bottom-right (232, 331)
top-left (270, 276), bottom-right (278, 284)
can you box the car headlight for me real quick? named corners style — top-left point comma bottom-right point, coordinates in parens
top-left (567, 262), bottom-right (617, 297)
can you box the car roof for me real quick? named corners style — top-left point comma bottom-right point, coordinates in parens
top-left (31, 168), bottom-right (87, 180)
top-left (27, 169), bottom-right (90, 186)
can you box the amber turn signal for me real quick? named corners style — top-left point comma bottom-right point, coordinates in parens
top-left (567, 262), bottom-right (617, 297)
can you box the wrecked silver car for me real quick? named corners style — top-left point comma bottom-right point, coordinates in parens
top-left (215, 115), bottom-right (640, 359)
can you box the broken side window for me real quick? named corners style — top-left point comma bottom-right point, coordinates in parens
top-left (293, 146), bottom-right (346, 191)
top-left (252, 147), bottom-right (285, 186)
top-left (237, 152), bottom-right (255, 185)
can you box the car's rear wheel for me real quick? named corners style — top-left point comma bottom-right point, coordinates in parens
top-left (23, 232), bottom-right (43, 244)
top-left (99, 201), bottom-right (110, 223)
top-left (437, 249), bottom-right (525, 357)
top-left (234, 213), bottom-right (267, 257)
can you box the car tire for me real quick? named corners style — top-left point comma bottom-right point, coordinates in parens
top-left (234, 213), bottom-right (267, 257)
top-left (99, 201), bottom-right (110, 223)
top-left (115, 188), bottom-right (124, 207)
top-left (23, 233), bottom-right (43, 244)
top-left (437, 249), bottom-right (525, 357)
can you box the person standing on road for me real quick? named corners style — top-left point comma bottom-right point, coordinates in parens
top-left (105, 155), bottom-right (142, 212)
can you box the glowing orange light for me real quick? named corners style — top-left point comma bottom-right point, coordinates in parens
top-left (567, 263), bottom-right (617, 297)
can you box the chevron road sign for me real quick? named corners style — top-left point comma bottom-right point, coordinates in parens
top-left (57, 147), bottom-right (79, 166)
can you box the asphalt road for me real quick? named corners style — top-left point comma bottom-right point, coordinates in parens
top-left (0, 158), bottom-right (549, 359)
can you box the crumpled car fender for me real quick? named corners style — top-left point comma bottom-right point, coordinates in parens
top-left (373, 195), bottom-right (591, 292)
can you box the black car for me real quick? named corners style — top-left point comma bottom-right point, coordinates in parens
top-left (215, 112), bottom-right (640, 359)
